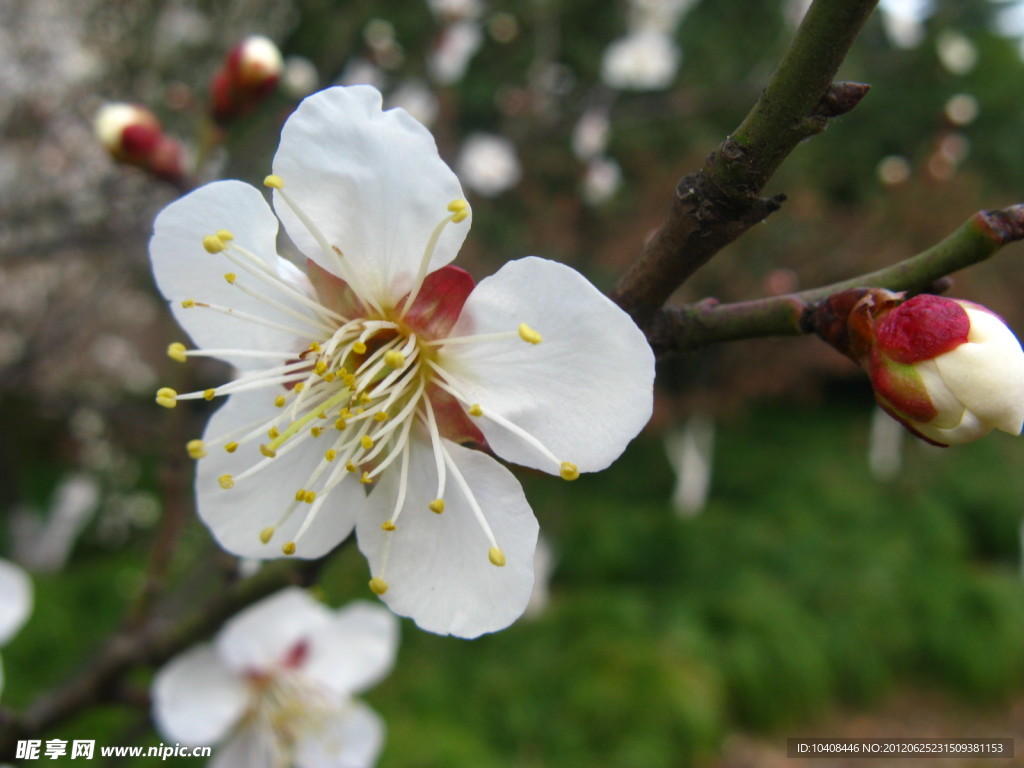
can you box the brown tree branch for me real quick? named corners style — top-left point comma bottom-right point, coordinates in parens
top-left (647, 205), bottom-right (1024, 355)
top-left (612, 0), bottom-right (879, 332)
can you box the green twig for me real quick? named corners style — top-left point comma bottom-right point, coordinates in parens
top-left (649, 205), bottom-right (1024, 355)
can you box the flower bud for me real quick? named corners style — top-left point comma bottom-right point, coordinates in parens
top-left (94, 102), bottom-right (186, 185)
top-left (209, 35), bottom-right (282, 125)
top-left (815, 289), bottom-right (1024, 446)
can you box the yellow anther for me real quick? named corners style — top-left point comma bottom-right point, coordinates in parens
top-left (518, 323), bottom-right (542, 344)
top-left (488, 546), bottom-right (507, 567)
top-left (384, 350), bottom-right (406, 368)
top-left (181, 299), bottom-right (195, 308)
top-left (323, 372), bottom-right (336, 382)
top-left (381, 520), bottom-right (396, 531)
top-left (216, 229), bottom-right (234, 242)
top-left (448, 199), bottom-right (470, 223)
top-left (202, 235), bottom-right (225, 254)
top-left (360, 435), bottom-right (374, 450)
top-left (259, 526), bottom-right (275, 544)
top-left (295, 489), bottom-right (306, 501)
top-left (560, 461), bottom-right (580, 481)
top-left (186, 439), bottom-right (206, 459)
top-left (156, 387), bottom-right (178, 408)
top-left (274, 394), bottom-right (286, 408)
top-left (293, 382), bottom-right (305, 393)
top-left (373, 412), bottom-right (388, 422)
top-left (225, 441), bottom-right (239, 453)
top-left (303, 490), bottom-right (317, 503)
top-left (469, 403), bottom-right (483, 417)
top-left (343, 374), bottom-right (356, 387)
top-left (263, 174), bottom-right (284, 189)
top-left (356, 407), bottom-right (365, 414)
top-left (316, 410), bottom-right (327, 419)
top-left (218, 474), bottom-right (234, 489)
top-left (359, 392), bottom-right (372, 404)
top-left (167, 342), bottom-right (188, 363)
top-left (268, 427), bottom-right (280, 439)
top-left (325, 449), bottom-right (337, 462)
top-left (346, 462), bottom-right (357, 472)
top-left (282, 541), bottom-right (296, 556)
top-left (369, 577), bottom-right (389, 595)
top-left (360, 472), bottom-right (373, 484)
top-left (224, 272), bottom-right (237, 284)
top-left (310, 426), bottom-right (323, 437)
top-left (352, 341), bottom-right (367, 354)
top-left (260, 444), bottom-right (277, 458)
top-left (204, 388), bottom-right (216, 401)
top-left (314, 360), bottom-right (327, 375)
top-left (429, 498), bottom-right (445, 514)
top-left (309, 341), bottom-right (321, 352)
top-left (341, 408), bottom-right (353, 419)
top-left (334, 417), bottom-right (347, 430)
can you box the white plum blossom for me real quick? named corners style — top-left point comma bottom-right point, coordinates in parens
top-left (455, 133), bottom-right (522, 197)
top-left (153, 590), bottom-right (398, 768)
top-left (600, 30), bottom-right (681, 91)
top-left (582, 156), bottom-right (623, 206)
top-left (0, 558), bottom-right (33, 699)
top-left (150, 85), bottom-right (654, 638)
top-left (427, 20), bottom-right (483, 85)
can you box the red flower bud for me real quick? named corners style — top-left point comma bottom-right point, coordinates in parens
top-left (94, 103), bottom-right (186, 186)
top-left (814, 289), bottom-right (1024, 446)
top-left (209, 36), bottom-right (282, 125)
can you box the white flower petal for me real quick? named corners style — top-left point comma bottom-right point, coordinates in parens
top-left (305, 602), bottom-right (399, 696)
top-left (0, 559), bottom-right (32, 646)
top-left (150, 180), bottom-right (320, 370)
top-left (210, 723), bottom-right (281, 768)
top-left (152, 644), bottom-right (248, 746)
top-left (913, 407), bottom-right (990, 446)
top-left (294, 700), bottom-right (385, 768)
top-left (913, 358), bottom-right (965, 429)
top-left (935, 308), bottom-right (1024, 434)
top-left (216, 588), bottom-right (333, 674)
top-left (272, 86), bottom-right (468, 307)
top-left (356, 437), bottom-right (538, 638)
top-left (195, 391), bottom-right (366, 560)
top-left (443, 257), bottom-right (654, 473)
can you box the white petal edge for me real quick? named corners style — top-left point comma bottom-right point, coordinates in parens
top-left (356, 436), bottom-right (539, 638)
top-left (304, 602), bottom-right (399, 696)
top-left (216, 588), bottom-right (333, 675)
top-left (150, 180), bottom-right (321, 371)
top-left (152, 644), bottom-right (249, 746)
top-left (442, 257), bottom-right (655, 474)
top-left (934, 307), bottom-right (1024, 434)
top-left (294, 700), bottom-right (385, 768)
top-left (195, 390), bottom-right (367, 560)
top-left (0, 559), bottom-right (32, 646)
top-left (912, 407), bottom-right (991, 446)
top-left (913, 359), bottom-right (965, 430)
top-left (272, 85), bottom-right (469, 307)
top-left (209, 723), bottom-right (282, 768)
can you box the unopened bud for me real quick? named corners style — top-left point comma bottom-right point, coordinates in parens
top-left (815, 289), bottom-right (1024, 446)
top-left (210, 35), bottom-right (283, 124)
top-left (94, 102), bottom-right (186, 185)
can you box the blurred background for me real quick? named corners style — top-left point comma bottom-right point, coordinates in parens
top-left (4, 0), bottom-right (1024, 765)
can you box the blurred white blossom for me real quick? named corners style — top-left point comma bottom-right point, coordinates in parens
top-left (601, 30), bottom-right (681, 91)
top-left (154, 590), bottom-right (398, 768)
top-left (428, 20), bottom-right (483, 85)
top-left (456, 132), bottom-right (522, 196)
top-left (582, 156), bottom-right (622, 206)
top-left (0, 558), bottom-right (33, 699)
